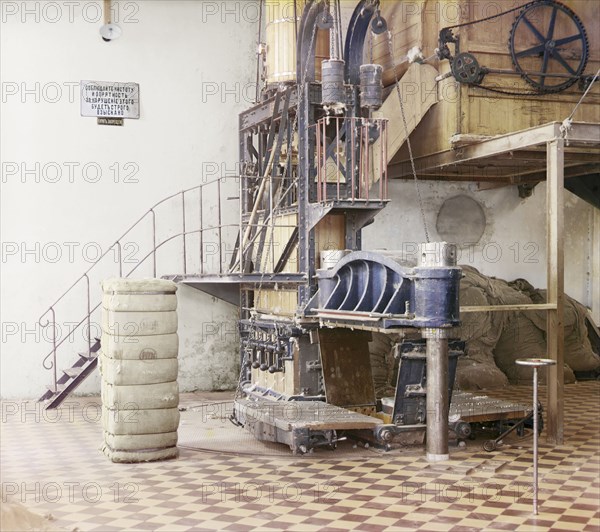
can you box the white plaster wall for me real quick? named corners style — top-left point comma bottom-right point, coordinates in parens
top-left (0, 0), bottom-right (258, 399)
top-left (364, 180), bottom-right (598, 312)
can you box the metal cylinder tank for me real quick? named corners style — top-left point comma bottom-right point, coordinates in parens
top-left (265, 1), bottom-right (302, 84)
top-left (265, 0), bottom-right (329, 84)
top-left (359, 64), bottom-right (383, 109)
top-left (321, 59), bottom-right (346, 107)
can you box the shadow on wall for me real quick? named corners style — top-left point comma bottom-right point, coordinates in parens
top-left (177, 284), bottom-right (240, 392)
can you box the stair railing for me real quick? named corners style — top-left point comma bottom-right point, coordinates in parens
top-left (39, 176), bottom-right (238, 394)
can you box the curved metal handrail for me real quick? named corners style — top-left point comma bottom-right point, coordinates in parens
top-left (38, 178), bottom-right (226, 321)
top-left (38, 175), bottom-right (240, 391)
top-left (38, 220), bottom-right (299, 374)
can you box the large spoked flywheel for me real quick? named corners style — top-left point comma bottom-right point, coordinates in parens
top-left (509, 0), bottom-right (588, 92)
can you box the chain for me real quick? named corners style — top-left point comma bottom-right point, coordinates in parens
top-left (442, 0), bottom-right (539, 30)
top-left (385, 30), bottom-right (431, 243)
top-left (441, 0), bottom-right (588, 96)
top-left (469, 84), bottom-right (546, 96)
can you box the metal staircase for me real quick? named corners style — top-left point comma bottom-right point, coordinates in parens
top-left (37, 177), bottom-right (243, 408)
top-left (38, 339), bottom-right (101, 409)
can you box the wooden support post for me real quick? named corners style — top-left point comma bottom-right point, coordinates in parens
top-left (546, 138), bottom-right (565, 445)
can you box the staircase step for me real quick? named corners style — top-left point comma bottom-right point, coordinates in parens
top-left (63, 367), bottom-right (84, 379)
top-left (78, 351), bottom-right (98, 361)
top-left (46, 384), bottom-right (66, 394)
top-left (38, 339), bottom-right (102, 409)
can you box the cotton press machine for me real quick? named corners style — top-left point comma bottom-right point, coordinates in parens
top-left (224, 0), bottom-right (596, 458)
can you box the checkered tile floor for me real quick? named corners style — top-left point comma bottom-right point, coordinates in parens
top-left (1, 382), bottom-right (599, 531)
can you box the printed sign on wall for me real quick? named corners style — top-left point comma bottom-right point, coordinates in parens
top-left (80, 81), bottom-right (140, 119)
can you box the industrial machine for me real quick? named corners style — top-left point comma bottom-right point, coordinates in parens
top-left (229, 0), bottom-right (598, 457)
top-left (37, 0), bottom-right (597, 459)
top-left (229, 0), bottom-right (465, 460)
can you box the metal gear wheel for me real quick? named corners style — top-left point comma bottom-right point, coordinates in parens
top-left (509, 0), bottom-right (589, 92)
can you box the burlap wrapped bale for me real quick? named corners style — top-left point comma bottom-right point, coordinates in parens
top-left (368, 332), bottom-right (405, 398)
top-left (510, 281), bottom-right (600, 374)
top-left (102, 406), bottom-right (180, 435)
top-left (103, 431), bottom-right (178, 452)
top-left (454, 266), bottom-right (509, 390)
top-left (99, 354), bottom-right (179, 386)
top-left (101, 381), bottom-right (179, 410)
top-left (101, 332), bottom-right (179, 360)
top-left (494, 312), bottom-right (576, 385)
top-left (101, 444), bottom-right (178, 463)
top-left (100, 278), bottom-right (179, 463)
top-left (102, 309), bottom-right (178, 337)
top-left (369, 332), bottom-right (391, 394)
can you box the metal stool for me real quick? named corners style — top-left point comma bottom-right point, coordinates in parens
top-left (515, 357), bottom-right (557, 515)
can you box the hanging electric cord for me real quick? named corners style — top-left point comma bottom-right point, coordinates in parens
top-left (385, 30), bottom-right (431, 243)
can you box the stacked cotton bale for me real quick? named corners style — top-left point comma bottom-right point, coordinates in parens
top-left (99, 278), bottom-right (180, 463)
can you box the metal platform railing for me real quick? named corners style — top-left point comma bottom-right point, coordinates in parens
top-left (315, 116), bottom-right (388, 204)
top-left (38, 175), bottom-right (252, 393)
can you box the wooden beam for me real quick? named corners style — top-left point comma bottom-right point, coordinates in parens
top-left (389, 122), bottom-right (600, 179)
top-left (561, 123), bottom-right (600, 146)
top-left (389, 122), bottom-right (563, 176)
top-left (546, 138), bottom-right (565, 446)
top-left (460, 304), bottom-right (556, 313)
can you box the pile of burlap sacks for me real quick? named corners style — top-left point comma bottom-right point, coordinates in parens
top-left (370, 265), bottom-right (600, 394)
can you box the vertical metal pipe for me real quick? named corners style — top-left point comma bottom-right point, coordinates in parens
top-left (336, 117), bottom-right (340, 200)
top-left (364, 123), bottom-right (369, 202)
top-left (379, 121), bottom-right (384, 201)
top-left (237, 176), bottom-right (242, 274)
top-left (217, 179), bottom-right (223, 274)
top-left (151, 209), bottom-right (157, 277)
top-left (316, 123), bottom-right (321, 202)
top-left (85, 274), bottom-right (91, 356)
top-left (383, 122), bottom-right (388, 199)
top-left (322, 119), bottom-right (327, 202)
top-left (199, 186), bottom-right (204, 274)
top-left (423, 328), bottom-right (449, 462)
top-left (182, 192), bottom-right (187, 275)
top-left (516, 356), bottom-right (555, 515)
top-left (351, 117), bottom-right (356, 202)
top-left (533, 366), bottom-right (539, 515)
top-left (359, 121), bottom-right (363, 199)
top-left (51, 307), bottom-right (57, 392)
top-left (269, 172), bottom-right (274, 273)
top-left (116, 242), bottom-right (122, 277)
